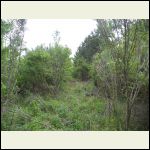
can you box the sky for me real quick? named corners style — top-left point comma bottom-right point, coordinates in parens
top-left (23, 19), bottom-right (97, 57)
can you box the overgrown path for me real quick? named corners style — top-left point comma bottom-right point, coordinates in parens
top-left (2, 79), bottom-right (109, 131)
top-left (2, 79), bottom-right (148, 131)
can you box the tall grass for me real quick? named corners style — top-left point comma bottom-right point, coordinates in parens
top-left (1, 80), bottom-right (130, 131)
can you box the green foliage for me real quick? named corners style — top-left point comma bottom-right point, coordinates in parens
top-left (17, 49), bottom-right (50, 93)
top-left (91, 49), bottom-right (117, 101)
top-left (1, 19), bottom-right (13, 42)
top-left (1, 19), bottom-right (149, 131)
top-left (93, 19), bottom-right (149, 130)
top-left (73, 56), bottom-right (90, 81)
top-left (48, 45), bottom-right (73, 87)
top-left (75, 31), bottom-right (100, 62)
top-left (1, 80), bottom-right (148, 131)
top-left (1, 82), bottom-right (7, 98)
top-left (17, 44), bottom-right (72, 95)
top-left (73, 31), bottom-right (101, 81)
top-left (1, 19), bottom-right (27, 103)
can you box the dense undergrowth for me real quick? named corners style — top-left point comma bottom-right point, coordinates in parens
top-left (2, 80), bottom-right (148, 131)
top-left (1, 19), bottom-right (149, 131)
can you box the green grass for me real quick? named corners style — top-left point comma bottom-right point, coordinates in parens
top-left (1, 79), bottom-right (125, 131)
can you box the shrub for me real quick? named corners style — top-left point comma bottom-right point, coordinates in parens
top-left (17, 44), bottom-right (72, 95)
top-left (73, 56), bottom-right (90, 81)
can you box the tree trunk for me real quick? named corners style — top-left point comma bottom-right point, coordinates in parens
top-left (125, 100), bottom-right (131, 130)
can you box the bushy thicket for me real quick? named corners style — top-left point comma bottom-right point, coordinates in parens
top-left (91, 20), bottom-right (149, 130)
top-left (17, 44), bottom-right (73, 95)
top-left (73, 31), bottom-right (101, 81)
top-left (73, 56), bottom-right (90, 81)
top-left (74, 19), bottom-right (149, 130)
top-left (1, 19), bottom-right (149, 131)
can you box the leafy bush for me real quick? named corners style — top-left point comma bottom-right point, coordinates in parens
top-left (73, 56), bottom-right (90, 81)
top-left (17, 44), bottom-right (72, 95)
top-left (17, 49), bottom-right (50, 93)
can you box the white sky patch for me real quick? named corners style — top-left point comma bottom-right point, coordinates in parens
top-left (23, 19), bottom-right (97, 57)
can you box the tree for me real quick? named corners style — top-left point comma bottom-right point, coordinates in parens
top-left (94, 19), bottom-right (149, 130)
top-left (48, 44), bottom-right (72, 94)
top-left (75, 31), bottom-right (100, 63)
top-left (1, 19), bottom-right (26, 103)
top-left (73, 31), bottom-right (100, 80)
top-left (73, 56), bottom-right (90, 81)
